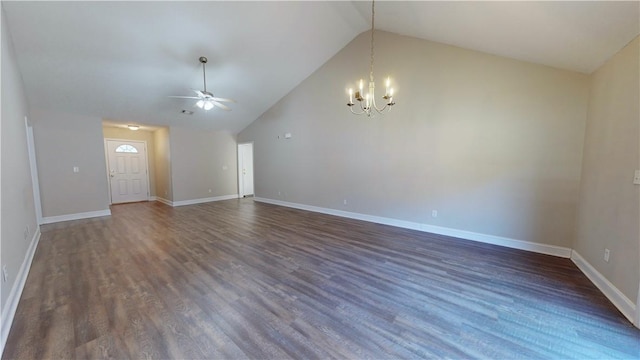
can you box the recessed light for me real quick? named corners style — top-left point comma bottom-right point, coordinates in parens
top-left (127, 125), bottom-right (140, 131)
top-left (181, 110), bottom-right (194, 115)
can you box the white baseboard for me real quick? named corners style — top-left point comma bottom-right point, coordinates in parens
top-left (148, 196), bottom-right (157, 201)
top-left (41, 209), bottom-right (111, 224)
top-left (154, 197), bottom-right (173, 206)
top-left (571, 251), bottom-right (637, 326)
top-left (254, 197), bottom-right (572, 258)
top-left (419, 223), bottom-right (571, 258)
top-left (1, 227), bottom-right (41, 355)
top-left (172, 194), bottom-right (239, 207)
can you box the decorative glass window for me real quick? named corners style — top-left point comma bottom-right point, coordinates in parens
top-left (115, 144), bottom-right (138, 153)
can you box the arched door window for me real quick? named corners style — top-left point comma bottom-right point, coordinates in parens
top-left (114, 144), bottom-right (139, 153)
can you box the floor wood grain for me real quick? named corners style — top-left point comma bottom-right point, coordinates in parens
top-left (3, 199), bottom-right (639, 359)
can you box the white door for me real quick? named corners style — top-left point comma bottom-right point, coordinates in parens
top-left (238, 143), bottom-right (254, 197)
top-left (106, 140), bottom-right (149, 204)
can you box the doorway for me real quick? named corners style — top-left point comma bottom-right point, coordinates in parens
top-left (105, 139), bottom-right (150, 204)
top-left (238, 142), bottom-right (254, 197)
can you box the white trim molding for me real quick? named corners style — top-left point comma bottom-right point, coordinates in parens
top-left (172, 194), bottom-right (239, 207)
top-left (25, 118), bottom-right (43, 225)
top-left (571, 251), bottom-right (637, 326)
top-left (154, 197), bottom-right (174, 206)
top-left (419, 223), bottom-right (571, 258)
top-left (1, 227), bottom-right (41, 355)
top-left (253, 197), bottom-right (572, 258)
top-left (41, 209), bottom-right (111, 224)
top-left (636, 284), bottom-right (640, 327)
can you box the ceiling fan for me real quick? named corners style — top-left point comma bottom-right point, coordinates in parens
top-left (169, 56), bottom-right (235, 111)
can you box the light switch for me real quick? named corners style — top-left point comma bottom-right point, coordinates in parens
top-left (634, 170), bottom-right (640, 185)
top-left (284, 133), bottom-right (292, 139)
top-left (73, 166), bottom-right (79, 173)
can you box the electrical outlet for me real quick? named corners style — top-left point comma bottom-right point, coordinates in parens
top-left (634, 170), bottom-right (640, 185)
top-left (343, 199), bottom-right (347, 205)
top-left (2, 265), bottom-right (8, 282)
top-left (604, 248), bottom-right (610, 262)
top-left (208, 189), bottom-right (212, 193)
top-left (431, 210), bottom-right (438, 218)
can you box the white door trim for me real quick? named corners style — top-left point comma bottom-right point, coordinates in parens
top-left (636, 282), bottom-right (639, 327)
top-left (25, 116), bottom-right (43, 224)
top-left (104, 138), bottom-right (150, 204)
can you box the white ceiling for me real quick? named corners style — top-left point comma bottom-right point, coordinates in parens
top-left (3, 1), bottom-right (638, 134)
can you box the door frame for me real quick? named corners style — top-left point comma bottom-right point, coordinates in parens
top-left (104, 138), bottom-right (151, 205)
top-left (237, 142), bottom-right (255, 198)
top-left (25, 116), bottom-right (43, 224)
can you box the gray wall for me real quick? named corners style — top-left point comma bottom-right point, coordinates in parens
top-left (238, 30), bottom-right (589, 248)
top-left (170, 127), bottom-right (238, 202)
top-left (31, 111), bottom-right (110, 218)
top-left (575, 36), bottom-right (639, 302)
top-left (154, 127), bottom-right (172, 202)
top-left (0, 6), bottom-right (38, 318)
top-left (103, 126), bottom-right (157, 197)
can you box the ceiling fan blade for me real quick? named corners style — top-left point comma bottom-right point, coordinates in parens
top-left (168, 96), bottom-right (200, 99)
top-left (211, 97), bottom-right (236, 103)
top-left (212, 101), bottom-right (232, 111)
top-left (192, 89), bottom-right (205, 97)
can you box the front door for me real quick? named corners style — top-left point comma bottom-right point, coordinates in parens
top-left (106, 139), bottom-right (149, 204)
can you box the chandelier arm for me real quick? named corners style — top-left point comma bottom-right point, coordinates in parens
top-left (373, 103), bottom-right (389, 113)
top-left (349, 105), bottom-right (366, 115)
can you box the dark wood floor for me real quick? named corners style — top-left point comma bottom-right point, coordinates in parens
top-left (3, 199), bottom-right (639, 359)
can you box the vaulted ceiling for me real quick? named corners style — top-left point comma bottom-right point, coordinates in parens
top-left (3, 1), bottom-right (638, 133)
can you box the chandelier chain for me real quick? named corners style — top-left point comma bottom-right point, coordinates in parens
top-left (369, 0), bottom-right (375, 83)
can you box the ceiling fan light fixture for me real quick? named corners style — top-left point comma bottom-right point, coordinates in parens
top-left (169, 56), bottom-right (235, 112)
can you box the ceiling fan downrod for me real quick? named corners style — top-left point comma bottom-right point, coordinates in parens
top-left (199, 56), bottom-right (208, 93)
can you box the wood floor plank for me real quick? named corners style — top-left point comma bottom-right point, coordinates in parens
top-left (2, 199), bottom-right (639, 359)
top-left (74, 332), bottom-right (129, 360)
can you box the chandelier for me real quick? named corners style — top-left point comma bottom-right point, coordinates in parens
top-left (346, 0), bottom-right (396, 117)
